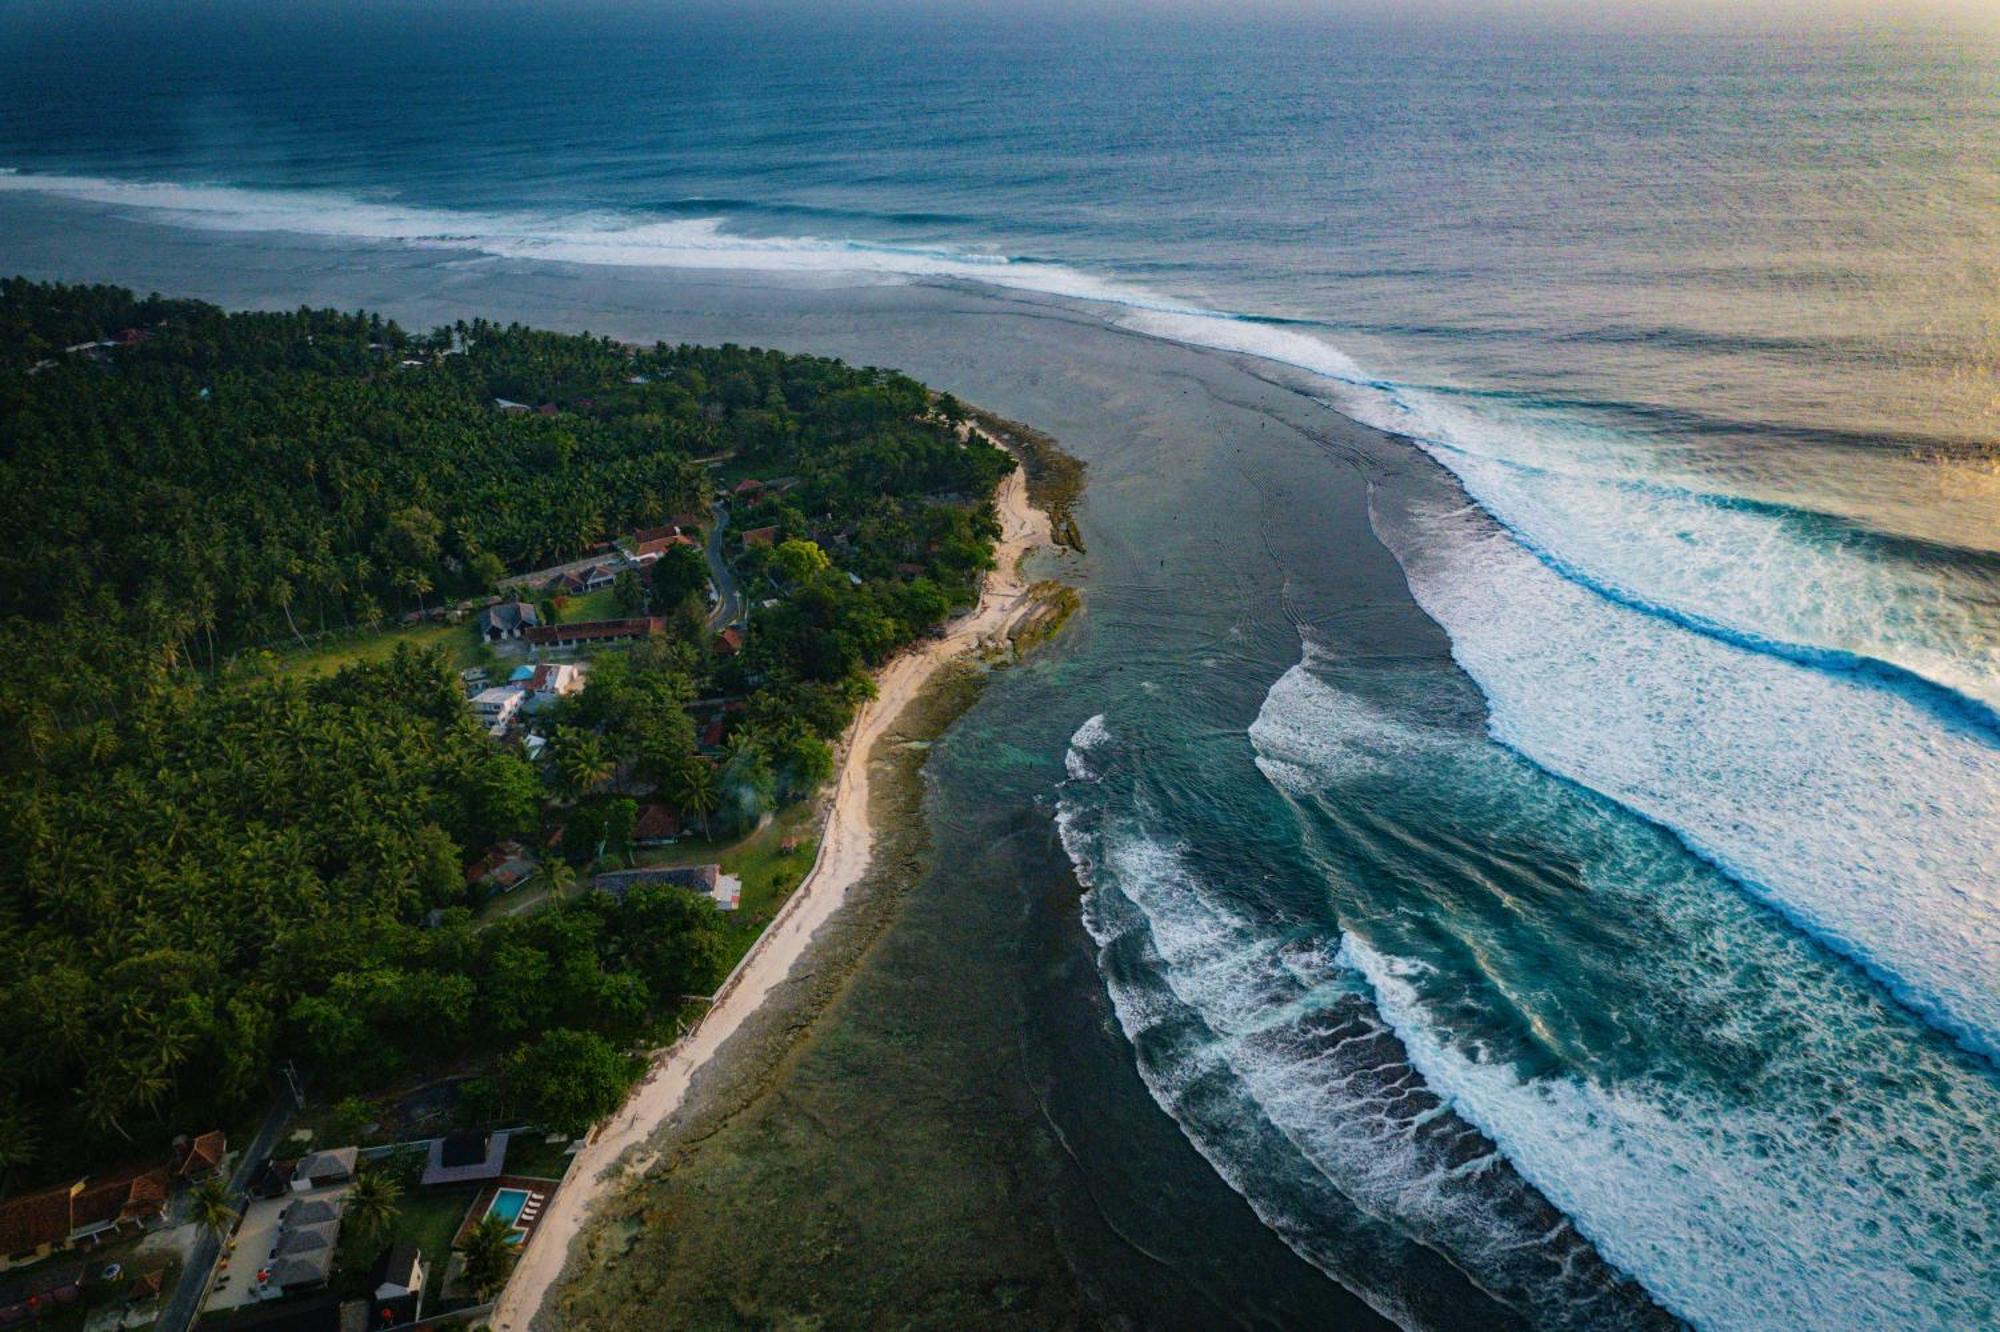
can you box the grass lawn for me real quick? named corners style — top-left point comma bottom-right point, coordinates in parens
top-left (333, 1186), bottom-right (481, 1299)
top-left (633, 803), bottom-right (821, 973)
top-left (553, 587), bottom-right (622, 622)
top-left (260, 620), bottom-right (493, 681)
top-left (501, 1133), bottom-right (575, 1180)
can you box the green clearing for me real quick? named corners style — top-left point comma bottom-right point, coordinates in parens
top-left (501, 1134), bottom-right (575, 1180)
top-left (333, 1185), bottom-right (482, 1299)
top-left (555, 587), bottom-right (622, 622)
top-left (633, 803), bottom-right (821, 971)
top-left (258, 620), bottom-right (493, 681)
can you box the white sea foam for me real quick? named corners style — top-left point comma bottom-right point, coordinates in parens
top-left (1379, 488), bottom-right (2000, 1063)
top-left (1341, 931), bottom-right (2000, 1331)
top-left (1247, 656), bottom-right (2000, 1329)
top-left (10, 167), bottom-right (1993, 712)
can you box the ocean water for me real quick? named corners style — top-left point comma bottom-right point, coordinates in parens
top-left (3, 4), bottom-right (1998, 1328)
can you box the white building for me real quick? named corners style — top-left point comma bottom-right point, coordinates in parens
top-left (470, 686), bottom-right (526, 736)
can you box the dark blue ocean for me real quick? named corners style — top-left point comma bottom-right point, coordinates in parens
top-left (3, 4), bottom-right (1997, 1328)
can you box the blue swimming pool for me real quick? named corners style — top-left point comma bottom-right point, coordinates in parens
top-left (485, 1188), bottom-right (530, 1226)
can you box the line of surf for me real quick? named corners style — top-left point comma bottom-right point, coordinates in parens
top-left (9, 166), bottom-right (1991, 726)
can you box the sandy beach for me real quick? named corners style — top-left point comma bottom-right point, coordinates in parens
top-left (493, 455), bottom-right (1054, 1332)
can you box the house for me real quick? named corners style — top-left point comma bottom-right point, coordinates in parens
top-left (632, 804), bottom-right (681, 846)
top-left (492, 398), bottom-right (532, 415)
top-left (0, 1184), bottom-right (76, 1271)
top-left (71, 1167), bottom-right (168, 1244)
top-left (731, 478), bottom-right (765, 500)
top-left (741, 525), bottom-right (778, 549)
top-left (255, 1188), bottom-right (350, 1297)
top-left (523, 662), bottom-right (585, 710)
top-left (524, 618), bottom-right (664, 649)
top-left (632, 534), bottom-right (697, 563)
top-left (173, 1130), bottom-right (228, 1180)
top-left (715, 627), bottom-right (744, 656)
top-left (369, 1242), bottom-right (426, 1326)
top-left (628, 523), bottom-right (685, 546)
top-left (419, 1131), bottom-right (508, 1188)
top-left (543, 570), bottom-right (587, 597)
top-left (580, 563), bottom-right (619, 592)
top-left (0, 1165), bottom-right (170, 1272)
top-left (470, 686), bottom-right (526, 736)
top-left (290, 1148), bottom-right (358, 1193)
top-left (465, 847), bottom-right (535, 892)
top-left (476, 601), bottom-right (540, 642)
top-left (536, 403), bottom-right (559, 417)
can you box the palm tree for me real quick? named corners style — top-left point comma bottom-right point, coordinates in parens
top-left (344, 1169), bottom-right (402, 1244)
top-left (670, 760), bottom-right (719, 840)
top-left (190, 1176), bottom-right (238, 1240)
top-left (458, 1213), bottom-right (517, 1299)
top-left (556, 731), bottom-right (616, 801)
top-left (540, 858), bottom-right (578, 901)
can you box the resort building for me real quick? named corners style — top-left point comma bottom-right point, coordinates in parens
top-left (523, 618), bottom-right (664, 649)
top-left (0, 1166), bottom-right (170, 1272)
top-left (420, 1130), bottom-right (510, 1187)
top-left (371, 1243), bottom-right (426, 1326)
top-left (289, 1148), bottom-right (357, 1194)
top-left (470, 686), bottom-right (526, 736)
top-left (476, 600), bottom-right (540, 643)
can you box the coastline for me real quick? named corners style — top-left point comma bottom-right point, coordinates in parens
top-left (493, 453), bottom-right (1057, 1332)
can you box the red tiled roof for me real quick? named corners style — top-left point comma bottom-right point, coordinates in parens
top-left (633, 804), bottom-right (681, 841)
top-left (716, 628), bottom-right (744, 655)
top-left (634, 535), bottom-right (697, 558)
top-left (524, 618), bottom-right (664, 646)
top-left (742, 526), bottom-right (778, 548)
top-left (174, 1130), bottom-right (227, 1177)
top-left (731, 478), bottom-right (764, 496)
top-left (0, 1183), bottom-right (76, 1256)
top-left (71, 1166), bottom-right (168, 1231)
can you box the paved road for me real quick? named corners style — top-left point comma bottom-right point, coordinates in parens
top-left (156, 1097), bottom-right (292, 1332)
top-left (704, 501), bottom-right (747, 635)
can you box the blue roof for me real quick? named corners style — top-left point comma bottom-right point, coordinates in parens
top-left (510, 665), bottom-right (537, 681)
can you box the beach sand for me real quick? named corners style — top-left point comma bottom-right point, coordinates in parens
top-left (492, 457), bottom-right (1053, 1332)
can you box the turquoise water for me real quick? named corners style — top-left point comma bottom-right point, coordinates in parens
top-left (1, 5), bottom-right (1996, 1328)
top-left (487, 1188), bottom-right (530, 1227)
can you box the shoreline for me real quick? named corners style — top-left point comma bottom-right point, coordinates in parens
top-left (492, 453), bottom-right (1056, 1332)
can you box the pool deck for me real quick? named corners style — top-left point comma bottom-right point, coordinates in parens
top-left (452, 1175), bottom-right (565, 1251)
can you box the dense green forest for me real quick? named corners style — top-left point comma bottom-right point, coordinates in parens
top-left (0, 279), bottom-right (1014, 1181)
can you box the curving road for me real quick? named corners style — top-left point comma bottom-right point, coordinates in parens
top-left (704, 500), bottom-right (747, 635)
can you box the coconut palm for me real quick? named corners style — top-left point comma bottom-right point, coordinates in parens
top-left (555, 730), bottom-right (617, 801)
top-left (670, 760), bottom-right (719, 840)
top-left (458, 1213), bottom-right (517, 1298)
top-left (540, 858), bottom-right (579, 901)
top-left (190, 1176), bottom-right (238, 1239)
top-left (344, 1169), bottom-right (402, 1244)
